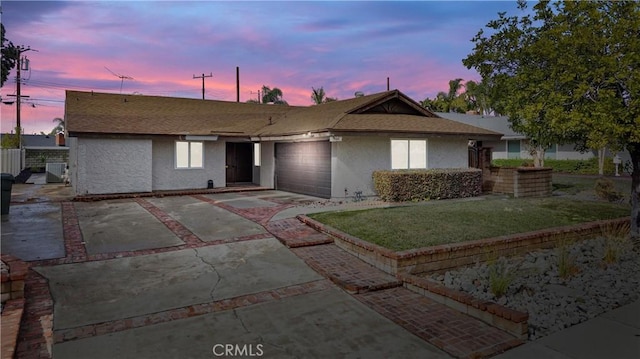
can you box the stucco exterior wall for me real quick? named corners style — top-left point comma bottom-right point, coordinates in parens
top-left (259, 141), bottom-right (275, 189)
top-left (556, 144), bottom-right (594, 160)
top-left (492, 141), bottom-right (595, 161)
top-left (74, 138), bottom-right (152, 195)
top-left (427, 137), bottom-right (468, 169)
top-left (68, 137), bottom-right (79, 192)
top-left (331, 136), bottom-right (390, 198)
top-left (151, 139), bottom-right (225, 191)
top-left (484, 140), bottom-right (507, 160)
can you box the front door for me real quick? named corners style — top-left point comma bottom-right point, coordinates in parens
top-left (226, 142), bottom-right (253, 184)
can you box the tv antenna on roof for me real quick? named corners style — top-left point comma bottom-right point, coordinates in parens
top-left (104, 66), bottom-right (134, 93)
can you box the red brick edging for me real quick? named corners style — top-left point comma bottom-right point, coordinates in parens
top-left (400, 273), bottom-right (529, 339)
top-left (53, 279), bottom-right (332, 344)
top-left (1, 254), bottom-right (30, 359)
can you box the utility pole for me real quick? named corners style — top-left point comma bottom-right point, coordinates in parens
top-left (15, 46), bottom-right (33, 131)
top-left (193, 72), bottom-right (212, 100)
top-left (8, 46), bottom-right (34, 169)
top-left (249, 90), bottom-right (261, 103)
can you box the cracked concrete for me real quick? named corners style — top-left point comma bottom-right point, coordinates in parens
top-left (14, 192), bottom-right (450, 358)
top-left (193, 247), bottom-right (222, 302)
top-left (36, 237), bottom-right (323, 329)
top-left (53, 288), bottom-right (449, 359)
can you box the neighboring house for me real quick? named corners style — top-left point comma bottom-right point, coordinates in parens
top-left (436, 112), bottom-right (595, 161)
top-left (0, 133), bottom-right (69, 171)
top-left (65, 90), bottom-right (501, 199)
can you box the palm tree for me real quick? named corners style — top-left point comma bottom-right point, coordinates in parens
top-left (49, 117), bottom-right (65, 135)
top-left (447, 78), bottom-right (464, 101)
top-left (464, 80), bottom-right (494, 115)
top-left (261, 85), bottom-right (288, 105)
top-left (311, 87), bottom-right (326, 105)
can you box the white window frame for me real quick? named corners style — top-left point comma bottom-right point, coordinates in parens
top-left (175, 141), bottom-right (204, 169)
top-left (391, 139), bottom-right (428, 169)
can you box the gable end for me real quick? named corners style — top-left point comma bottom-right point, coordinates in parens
top-left (350, 90), bottom-right (438, 117)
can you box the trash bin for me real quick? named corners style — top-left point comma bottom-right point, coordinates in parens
top-left (1, 173), bottom-right (15, 215)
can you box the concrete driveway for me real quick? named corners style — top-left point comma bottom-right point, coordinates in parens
top-left (5, 190), bottom-right (449, 358)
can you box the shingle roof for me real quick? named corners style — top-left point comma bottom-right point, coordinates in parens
top-left (332, 114), bottom-right (501, 136)
top-left (65, 91), bottom-right (293, 136)
top-left (0, 134), bottom-right (60, 147)
top-left (65, 90), bottom-right (502, 139)
top-left (256, 90), bottom-right (501, 138)
top-left (435, 112), bottom-right (522, 139)
top-left (253, 91), bottom-right (394, 136)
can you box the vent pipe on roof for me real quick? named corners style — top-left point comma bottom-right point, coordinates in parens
top-left (387, 77), bottom-right (390, 91)
top-left (236, 67), bottom-right (240, 102)
top-left (354, 91), bottom-right (364, 97)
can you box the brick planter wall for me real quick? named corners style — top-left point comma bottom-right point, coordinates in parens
top-left (298, 215), bottom-right (630, 340)
top-left (400, 274), bottom-right (529, 339)
top-left (1, 255), bottom-right (28, 303)
top-left (486, 166), bottom-right (552, 197)
top-left (1, 255), bottom-right (28, 359)
top-left (300, 216), bottom-right (630, 276)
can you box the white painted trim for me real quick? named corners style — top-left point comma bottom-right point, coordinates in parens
top-left (174, 140), bottom-right (204, 169)
top-left (185, 135), bottom-right (218, 141)
top-left (251, 132), bottom-right (332, 142)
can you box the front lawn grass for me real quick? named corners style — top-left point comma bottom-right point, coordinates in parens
top-left (552, 174), bottom-right (630, 197)
top-left (308, 197), bottom-right (630, 251)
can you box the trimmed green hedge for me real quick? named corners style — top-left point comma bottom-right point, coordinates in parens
top-left (373, 168), bottom-right (482, 202)
top-left (492, 158), bottom-right (620, 175)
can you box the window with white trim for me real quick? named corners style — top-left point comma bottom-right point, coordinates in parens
top-left (176, 141), bottom-right (203, 169)
top-left (391, 139), bottom-right (427, 169)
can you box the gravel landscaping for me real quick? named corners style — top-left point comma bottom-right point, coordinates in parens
top-left (428, 235), bottom-right (640, 340)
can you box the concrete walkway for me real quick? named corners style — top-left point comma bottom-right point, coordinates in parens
top-left (5, 189), bottom-right (450, 358)
top-left (495, 300), bottom-right (640, 359)
top-left (2, 186), bottom-right (639, 359)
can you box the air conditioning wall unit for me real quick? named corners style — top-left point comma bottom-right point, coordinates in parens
top-left (46, 162), bottom-right (66, 183)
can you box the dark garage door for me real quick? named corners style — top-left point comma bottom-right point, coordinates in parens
top-left (275, 141), bottom-right (331, 198)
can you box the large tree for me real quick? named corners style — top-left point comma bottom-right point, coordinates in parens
top-left (261, 85), bottom-right (288, 105)
top-left (1, 24), bottom-right (18, 87)
top-left (464, 79), bottom-right (496, 116)
top-left (463, 0), bottom-right (640, 238)
top-left (421, 79), bottom-right (467, 113)
top-left (310, 87), bottom-right (337, 105)
top-left (422, 78), bottom-right (496, 115)
top-left (1, 127), bottom-right (21, 149)
top-left (311, 87), bottom-right (326, 105)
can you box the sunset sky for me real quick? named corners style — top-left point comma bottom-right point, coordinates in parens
top-left (0, 0), bottom-right (522, 135)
